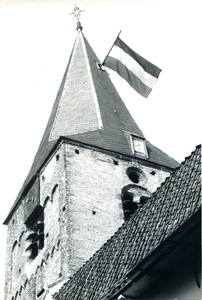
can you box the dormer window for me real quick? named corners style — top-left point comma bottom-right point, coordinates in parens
top-left (131, 135), bottom-right (148, 157)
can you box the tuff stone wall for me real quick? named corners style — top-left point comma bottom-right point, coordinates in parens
top-left (4, 141), bottom-right (171, 300)
top-left (60, 142), bottom-right (170, 275)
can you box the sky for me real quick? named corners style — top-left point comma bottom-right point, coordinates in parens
top-left (0, 0), bottom-right (201, 297)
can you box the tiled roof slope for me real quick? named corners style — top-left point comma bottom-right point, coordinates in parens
top-left (53, 144), bottom-right (201, 300)
top-left (4, 30), bottom-right (179, 222)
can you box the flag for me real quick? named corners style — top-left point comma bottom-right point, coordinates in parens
top-left (103, 36), bottom-right (162, 98)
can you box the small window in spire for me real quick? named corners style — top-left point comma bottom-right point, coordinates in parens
top-left (131, 135), bottom-right (148, 157)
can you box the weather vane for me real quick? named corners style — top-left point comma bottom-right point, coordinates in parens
top-left (69, 3), bottom-right (85, 31)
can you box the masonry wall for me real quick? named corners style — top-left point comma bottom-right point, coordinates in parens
top-left (4, 141), bottom-right (171, 300)
top-left (60, 142), bottom-right (170, 275)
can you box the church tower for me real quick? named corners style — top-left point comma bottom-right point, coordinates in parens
top-left (3, 11), bottom-right (179, 300)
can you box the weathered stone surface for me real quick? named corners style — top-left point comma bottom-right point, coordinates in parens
top-left (4, 140), bottom-right (170, 300)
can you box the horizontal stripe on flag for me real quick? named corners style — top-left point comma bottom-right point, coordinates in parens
top-left (108, 45), bottom-right (158, 89)
top-left (105, 56), bottom-right (152, 98)
top-left (115, 37), bottom-right (162, 79)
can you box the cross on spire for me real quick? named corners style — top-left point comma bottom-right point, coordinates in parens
top-left (69, 4), bottom-right (85, 31)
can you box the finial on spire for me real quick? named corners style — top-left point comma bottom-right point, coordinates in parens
top-left (69, 3), bottom-right (85, 31)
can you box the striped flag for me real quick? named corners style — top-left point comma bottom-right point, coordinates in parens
top-left (103, 36), bottom-right (162, 98)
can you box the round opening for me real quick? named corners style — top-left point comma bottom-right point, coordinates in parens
top-left (127, 167), bottom-right (142, 184)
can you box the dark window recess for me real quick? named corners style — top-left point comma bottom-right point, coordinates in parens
top-left (127, 167), bottom-right (143, 184)
top-left (140, 195), bottom-right (150, 204)
top-left (37, 288), bottom-right (45, 298)
top-left (122, 192), bottom-right (150, 221)
top-left (122, 193), bottom-right (141, 221)
top-left (25, 207), bottom-right (44, 260)
top-left (129, 172), bottom-right (139, 183)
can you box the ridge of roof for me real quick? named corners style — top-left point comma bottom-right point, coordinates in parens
top-left (53, 144), bottom-right (201, 300)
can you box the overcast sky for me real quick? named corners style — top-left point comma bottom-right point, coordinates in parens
top-left (0, 0), bottom-right (201, 297)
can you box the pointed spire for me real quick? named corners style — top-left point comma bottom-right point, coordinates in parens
top-left (25, 30), bottom-right (179, 179)
top-left (48, 31), bottom-right (144, 152)
top-left (4, 30), bottom-right (179, 224)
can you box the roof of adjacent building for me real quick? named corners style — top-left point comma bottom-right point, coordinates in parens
top-left (4, 30), bottom-right (179, 223)
top-left (53, 144), bottom-right (201, 300)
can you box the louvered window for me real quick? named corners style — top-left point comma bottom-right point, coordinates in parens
top-left (25, 208), bottom-right (44, 260)
top-left (122, 193), bottom-right (139, 221)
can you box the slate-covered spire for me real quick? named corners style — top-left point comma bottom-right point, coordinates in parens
top-left (5, 28), bottom-right (179, 223)
top-left (48, 30), bottom-right (144, 151)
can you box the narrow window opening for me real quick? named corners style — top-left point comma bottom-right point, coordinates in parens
top-left (56, 154), bottom-right (60, 161)
top-left (52, 184), bottom-right (58, 198)
top-left (37, 288), bottom-right (45, 298)
top-left (19, 286), bottom-right (23, 296)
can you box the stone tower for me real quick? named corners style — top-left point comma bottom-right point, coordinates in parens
top-left (3, 25), bottom-right (179, 300)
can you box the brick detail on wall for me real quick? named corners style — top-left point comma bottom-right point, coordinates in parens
top-left (4, 141), bottom-right (171, 300)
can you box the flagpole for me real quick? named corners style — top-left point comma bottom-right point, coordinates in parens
top-left (101, 30), bottom-right (122, 67)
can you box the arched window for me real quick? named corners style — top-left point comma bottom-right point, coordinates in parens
top-left (51, 184), bottom-right (59, 201)
top-left (121, 185), bottom-right (151, 221)
top-left (44, 183), bottom-right (60, 242)
top-left (11, 241), bottom-right (18, 289)
top-left (43, 196), bottom-right (50, 208)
